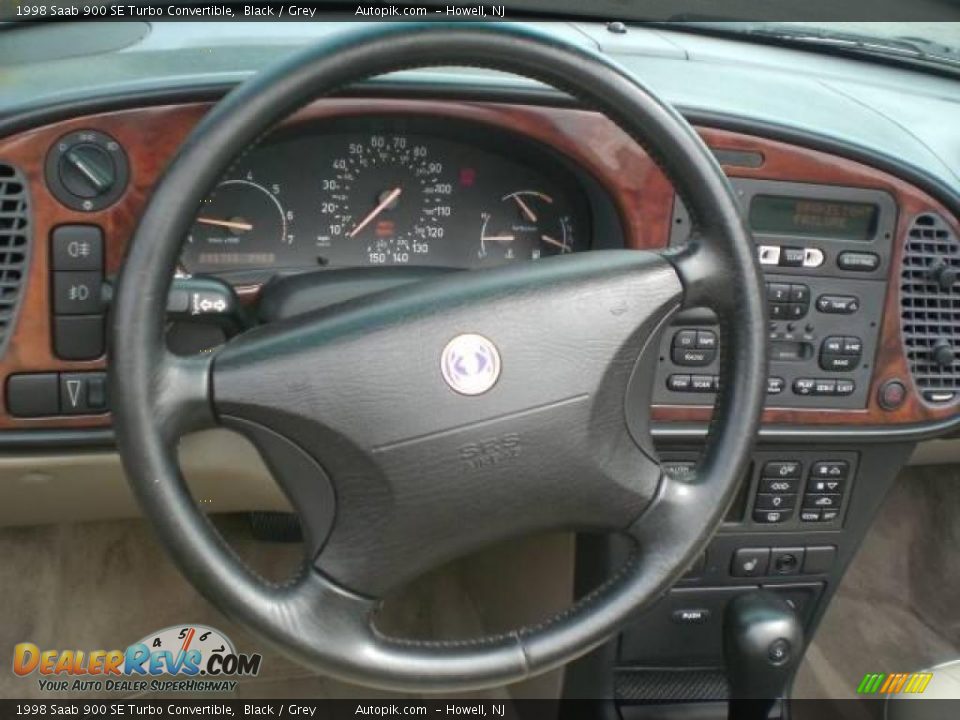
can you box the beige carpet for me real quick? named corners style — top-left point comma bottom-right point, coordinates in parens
top-left (793, 465), bottom-right (960, 700)
top-left (0, 515), bottom-right (572, 700)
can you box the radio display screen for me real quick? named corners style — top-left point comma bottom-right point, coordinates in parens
top-left (749, 195), bottom-right (879, 241)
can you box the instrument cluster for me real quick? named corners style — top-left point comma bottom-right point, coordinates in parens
top-left (179, 117), bottom-right (594, 279)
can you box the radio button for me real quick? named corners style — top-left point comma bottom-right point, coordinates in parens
top-left (836, 379), bottom-right (856, 396)
top-left (667, 374), bottom-right (692, 392)
top-left (672, 347), bottom-right (716, 366)
top-left (802, 248), bottom-right (825, 268)
top-left (767, 377), bottom-right (785, 394)
top-left (820, 353), bottom-right (857, 371)
top-left (696, 330), bottom-right (718, 349)
top-left (816, 295), bottom-right (860, 314)
top-left (789, 284), bottom-right (810, 303)
top-left (838, 251), bottom-right (880, 271)
top-left (780, 247), bottom-right (806, 267)
top-left (793, 378), bottom-right (816, 396)
top-left (767, 283), bottom-right (791, 302)
top-left (673, 329), bottom-right (697, 348)
top-left (690, 375), bottom-right (716, 392)
top-left (813, 378), bottom-right (837, 395)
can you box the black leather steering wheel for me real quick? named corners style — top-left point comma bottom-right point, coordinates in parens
top-left (110, 23), bottom-right (767, 691)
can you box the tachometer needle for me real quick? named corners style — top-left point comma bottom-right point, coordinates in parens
top-left (348, 186), bottom-right (402, 238)
top-left (512, 194), bottom-right (538, 223)
top-left (197, 217), bottom-right (253, 231)
top-left (541, 234), bottom-right (571, 252)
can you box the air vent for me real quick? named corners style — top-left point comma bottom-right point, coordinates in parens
top-left (0, 163), bottom-right (30, 355)
top-left (901, 213), bottom-right (960, 403)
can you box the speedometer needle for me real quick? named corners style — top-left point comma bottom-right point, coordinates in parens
top-left (483, 235), bottom-right (515, 242)
top-left (348, 186), bottom-right (402, 238)
top-left (197, 217), bottom-right (253, 231)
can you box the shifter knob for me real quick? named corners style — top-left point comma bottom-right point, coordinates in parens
top-left (723, 591), bottom-right (803, 718)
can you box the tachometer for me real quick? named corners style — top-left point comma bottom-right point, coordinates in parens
top-left (182, 178), bottom-right (294, 272)
top-left (318, 134), bottom-right (453, 266)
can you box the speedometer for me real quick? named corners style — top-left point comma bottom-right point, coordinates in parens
top-left (318, 133), bottom-right (453, 266)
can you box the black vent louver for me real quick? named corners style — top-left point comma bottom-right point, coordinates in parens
top-left (901, 213), bottom-right (960, 402)
top-left (0, 163), bottom-right (29, 355)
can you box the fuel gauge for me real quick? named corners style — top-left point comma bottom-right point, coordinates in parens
top-left (478, 190), bottom-right (575, 264)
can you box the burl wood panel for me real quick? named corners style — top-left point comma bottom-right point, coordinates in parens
top-left (0, 98), bottom-right (956, 429)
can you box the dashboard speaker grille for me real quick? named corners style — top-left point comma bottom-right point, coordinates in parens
top-left (0, 163), bottom-right (29, 356)
top-left (901, 213), bottom-right (960, 400)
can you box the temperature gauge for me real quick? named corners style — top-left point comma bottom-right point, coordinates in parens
top-left (478, 191), bottom-right (575, 264)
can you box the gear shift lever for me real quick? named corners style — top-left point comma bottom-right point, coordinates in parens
top-left (723, 591), bottom-right (803, 719)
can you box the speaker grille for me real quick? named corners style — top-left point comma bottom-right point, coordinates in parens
top-left (901, 213), bottom-right (960, 401)
top-left (0, 163), bottom-right (30, 355)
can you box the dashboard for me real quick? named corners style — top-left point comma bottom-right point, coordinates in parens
top-left (1, 96), bottom-right (960, 435)
top-left (180, 118), bottom-right (594, 278)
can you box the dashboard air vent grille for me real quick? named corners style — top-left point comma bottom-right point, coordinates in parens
top-left (0, 163), bottom-right (29, 355)
top-left (901, 213), bottom-right (960, 401)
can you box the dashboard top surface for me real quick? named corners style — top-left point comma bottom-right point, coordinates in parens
top-left (2, 22), bottom-right (959, 201)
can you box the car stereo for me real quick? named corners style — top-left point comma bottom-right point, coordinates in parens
top-left (655, 179), bottom-right (897, 410)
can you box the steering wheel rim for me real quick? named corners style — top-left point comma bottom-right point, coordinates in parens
top-left (110, 23), bottom-right (767, 691)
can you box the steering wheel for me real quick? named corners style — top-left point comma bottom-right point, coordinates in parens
top-left (111, 23), bottom-right (766, 691)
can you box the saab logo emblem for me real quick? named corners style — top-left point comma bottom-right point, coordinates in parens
top-left (857, 672), bottom-right (933, 694)
top-left (440, 334), bottom-right (501, 396)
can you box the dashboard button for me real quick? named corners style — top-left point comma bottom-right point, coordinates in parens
top-left (60, 372), bottom-right (109, 415)
top-left (53, 315), bottom-right (104, 361)
top-left (786, 303), bottom-right (806, 319)
top-left (767, 377), bottom-right (785, 394)
top-left (803, 493), bottom-right (842, 509)
top-left (878, 379), bottom-right (907, 409)
top-left (673, 329), bottom-right (697, 349)
top-left (835, 379), bottom-right (856, 396)
top-left (756, 493), bottom-right (797, 511)
top-left (821, 509), bottom-right (840, 522)
top-left (760, 477), bottom-right (799, 494)
top-left (771, 548), bottom-right (805, 576)
top-left (793, 378), bottom-right (816, 396)
top-left (696, 330), bottom-right (718, 349)
top-left (667, 374), bottom-right (692, 392)
top-left (803, 546), bottom-right (837, 574)
top-left (820, 353), bottom-right (857, 371)
top-left (842, 337), bottom-right (864, 355)
top-left (822, 336), bottom-right (844, 354)
top-left (753, 509), bottom-right (792, 524)
top-left (769, 303), bottom-right (787, 319)
top-left (816, 295), bottom-right (860, 314)
top-left (813, 378), bottom-right (837, 395)
top-left (672, 347), bottom-right (716, 366)
top-left (789, 284), bottom-right (810, 303)
top-left (807, 477), bottom-right (845, 494)
top-left (6, 373), bottom-right (59, 417)
top-left (811, 461), bottom-right (849, 479)
top-left (802, 248), bottom-right (825, 268)
top-left (838, 251), bottom-right (880, 271)
top-left (762, 460), bottom-right (801, 478)
top-left (800, 510), bottom-right (821, 522)
top-left (780, 247), bottom-right (805, 267)
top-left (672, 608), bottom-right (710, 624)
top-left (731, 548), bottom-right (770, 577)
top-left (663, 461), bottom-right (696, 481)
top-left (51, 225), bottom-right (104, 271)
top-left (767, 283), bottom-right (791, 302)
top-left (690, 375), bottom-right (716, 392)
top-left (758, 246), bottom-right (781, 265)
top-left (53, 271), bottom-right (103, 315)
